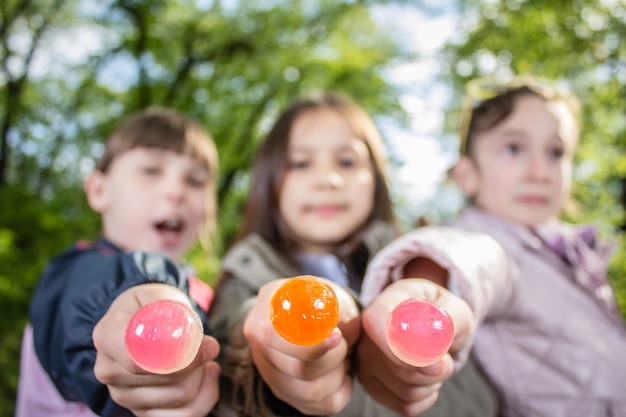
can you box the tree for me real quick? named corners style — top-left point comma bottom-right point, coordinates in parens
top-left (3, 0), bottom-right (626, 413)
top-left (0, 0), bottom-right (413, 413)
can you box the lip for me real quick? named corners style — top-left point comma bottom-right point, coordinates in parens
top-left (517, 195), bottom-right (549, 206)
top-left (306, 204), bottom-right (346, 216)
top-left (153, 217), bottom-right (186, 247)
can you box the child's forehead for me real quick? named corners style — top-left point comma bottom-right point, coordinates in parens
top-left (505, 95), bottom-right (578, 140)
top-left (545, 100), bottom-right (579, 146)
top-left (122, 146), bottom-right (211, 170)
top-left (291, 108), bottom-right (353, 134)
top-left (474, 95), bottom-right (578, 153)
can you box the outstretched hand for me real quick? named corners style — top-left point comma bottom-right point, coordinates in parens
top-left (93, 283), bottom-right (220, 417)
top-left (243, 278), bottom-right (360, 415)
top-left (358, 278), bottom-right (474, 416)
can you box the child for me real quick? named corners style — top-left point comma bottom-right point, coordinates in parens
top-left (361, 76), bottom-right (626, 417)
top-left (16, 107), bottom-right (221, 417)
top-left (209, 92), bottom-right (500, 417)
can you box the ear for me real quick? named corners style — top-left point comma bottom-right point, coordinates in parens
top-left (452, 156), bottom-right (480, 198)
top-left (84, 171), bottom-right (109, 213)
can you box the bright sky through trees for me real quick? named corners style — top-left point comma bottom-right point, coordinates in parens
top-left (371, 2), bottom-right (465, 225)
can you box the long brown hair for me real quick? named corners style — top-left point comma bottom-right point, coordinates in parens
top-left (235, 92), bottom-right (395, 264)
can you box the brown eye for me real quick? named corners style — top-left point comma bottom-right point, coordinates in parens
top-left (503, 144), bottom-right (521, 156)
top-left (142, 166), bottom-right (161, 176)
top-left (339, 156), bottom-right (358, 168)
top-left (187, 174), bottom-right (209, 188)
top-left (288, 159), bottom-right (309, 169)
top-left (548, 147), bottom-right (564, 160)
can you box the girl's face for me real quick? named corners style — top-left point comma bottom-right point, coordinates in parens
top-left (455, 94), bottom-right (577, 228)
top-left (85, 147), bottom-right (212, 260)
top-left (279, 108), bottom-right (376, 254)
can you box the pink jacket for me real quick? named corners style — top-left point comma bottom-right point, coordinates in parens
top-left (362, 207), bottom-right (626, 417)
top-left (16, 325), bottom-right (98, 417)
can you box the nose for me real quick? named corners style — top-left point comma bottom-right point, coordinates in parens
top-left (527, 153), bottom-right (551, 183)
top-left (317, 169), bottom-right (345, 189)
top-left (163, 173), bottom-right (186, 202)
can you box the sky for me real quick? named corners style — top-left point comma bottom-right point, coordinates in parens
top-left (371, 3), bottom-right (465, 226)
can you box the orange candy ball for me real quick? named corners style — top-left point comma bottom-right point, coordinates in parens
top-left (270, 275), bottom-right (339, 346)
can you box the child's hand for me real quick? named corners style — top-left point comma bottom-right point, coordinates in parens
top-left (358, 279), bottom-right (474, 416)
top-left (92, 283), bottom-right (220, 417)
top-left (243, 278), bottom-right (361, 415)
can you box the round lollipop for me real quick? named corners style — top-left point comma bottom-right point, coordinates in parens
top-left (386, 298), bottom-right (454, 367)
top-left (270, 275), bottom-right (339, 346)
top-left (124, 299), bottom-right (203, 374)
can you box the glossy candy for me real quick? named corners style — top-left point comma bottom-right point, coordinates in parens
top-left (386, 298), bottom-right (454, 367)
top-left (270, 275), bottom-right (339, 346)
top-left (125, 299), bottom-right (203, 374)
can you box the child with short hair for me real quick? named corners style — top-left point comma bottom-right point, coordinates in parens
top-left (209, 91), bottom-right (500, 417)
top-left (16, 107), bottom-right (221, 416)
top-left (362, 75), bottom-right (626, 417)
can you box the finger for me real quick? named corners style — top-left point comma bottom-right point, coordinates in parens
top-left (272, 368), bottom-right (354, 415)
top-left (428, 289), bottom-right (474, 351)
top-left (396, 278), bottom-right (474, 349)
top-left (107, 360), bottom-right (220, 416)
top-left (245, 284), bottom-right (344, 364)
top-left (252, 331), bottom-right (348, 382)
top-left (271, 328), bottom-right (344, 360)
top-left (176, 335), bottom-right (220, 374)
top-left (107, 368), bottom-right (204, 410)
top-left (94, 284), bottom-right (199, 373)
top-left (364, 279), bottom-right (474, 355)
top-left (362, 366), bottom-right (442, 414)
top-left (259, 277), bottom-right (359, 348)
top-left (357, 332), bottom-right (453, 389)
top-left (332, 285), bottom-right (361, 347)
top-left (131, 283), bottom-right (194, 307)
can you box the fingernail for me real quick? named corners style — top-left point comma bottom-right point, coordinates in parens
top-left (325, 328), bottom-right (342, 348)
top-left (207, 363), bottom-right (220, 379)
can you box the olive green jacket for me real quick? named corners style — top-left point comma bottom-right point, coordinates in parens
top-left (209, 222), bottom-right (497, 417)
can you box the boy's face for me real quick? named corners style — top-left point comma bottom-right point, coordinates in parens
top-left (279, 108), bottom-right (375, 254)
top-left (454, 94), bottom-right (577, 228)
top-left (85, 147), bottom-right (211, 260)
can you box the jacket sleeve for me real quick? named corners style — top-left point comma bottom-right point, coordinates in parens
top-left (30, 245), bottom-right (202, 417)
top-left (361, 225), bottom-right (514, 363)
top-left (210, 272), bottom-right (289, 417)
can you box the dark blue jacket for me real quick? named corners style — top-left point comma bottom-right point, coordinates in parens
top-left (29, 239), bottom-right (208, 416)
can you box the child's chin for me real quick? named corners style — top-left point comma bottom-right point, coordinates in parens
top-left (160, 245), bottom-right (186, 260)
top-left (516, 216), bottom-right (550, 228)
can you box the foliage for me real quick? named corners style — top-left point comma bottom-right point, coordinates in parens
top-left (2, 0), bottom-right (626, 414)
top-left (0, 0), bottom-right (410, 414)
top-left (0, 185), bottom-right (99, 414)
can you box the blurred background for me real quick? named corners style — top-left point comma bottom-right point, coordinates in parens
top-left (1, 0), bottom-right (625, 414)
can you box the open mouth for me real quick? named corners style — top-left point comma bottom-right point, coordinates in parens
top-left (156, 219), bottom-right (184, 232)
top-left (154, 219), bottom-right (185, 244)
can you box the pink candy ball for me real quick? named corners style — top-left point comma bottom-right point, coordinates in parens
top-left (124, 299), bottom-right (203, 374)
top-left (386, 298), bottom-right (454, 367)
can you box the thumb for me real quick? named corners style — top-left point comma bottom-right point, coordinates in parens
top-left (200, 335), bottom-right (220, 363)
top-left (179, 335), bottom-right (220, 373)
